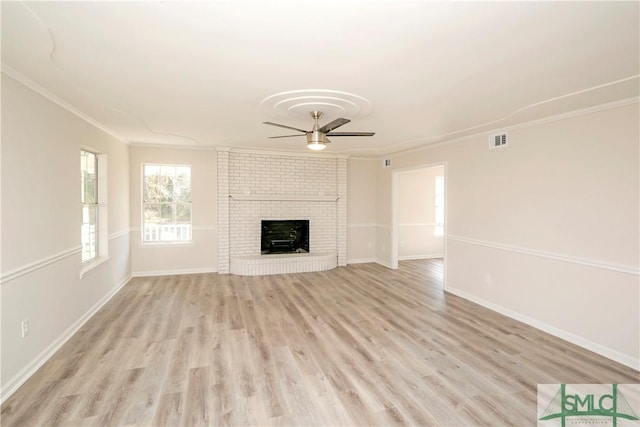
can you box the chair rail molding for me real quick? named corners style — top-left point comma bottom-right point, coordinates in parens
top-left (447, 235), bottom-right (639, 275)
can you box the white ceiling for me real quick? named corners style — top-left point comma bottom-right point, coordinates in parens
top-left (2, 1), bottom-right (638, 156)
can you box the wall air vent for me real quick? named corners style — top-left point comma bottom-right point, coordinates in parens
top-left (383, 158), bottom-right (392, 168)
top-left (489, 132), bottom-right (508, 149)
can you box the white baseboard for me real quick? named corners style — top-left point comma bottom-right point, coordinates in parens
top-left (131, 267), bottom-right (217, 277)
top-left (446, 286), bottom-right (640, 371)
top-left (375, 259), bottom-right (395, 269)
top-left (398, 253), bottom-right (444, 261)
top-left (1, 273), bottom-right (132, 403)
top-left (347, 258), bottom-right (377, 265)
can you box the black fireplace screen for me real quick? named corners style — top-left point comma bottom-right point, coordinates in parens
top-left (261, 220), bottom-right (309, 254)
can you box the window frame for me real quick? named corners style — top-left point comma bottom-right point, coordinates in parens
top-left (81, 150), bottom-right (99, 263)
top-left (141, 163), bottom-right (193, 245)
top-left (80, 148), bottom-right (109, 278)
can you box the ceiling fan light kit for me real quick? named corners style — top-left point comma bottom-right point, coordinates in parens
top-left (307, 130), bottom-right (328, 150)
top-left (307, 141), bottom-right (327, 150)
top-left (264, 110), bottom-right (375, 151)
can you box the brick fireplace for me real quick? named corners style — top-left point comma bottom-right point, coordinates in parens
top-left (217, 148), bottom-right (347, 275)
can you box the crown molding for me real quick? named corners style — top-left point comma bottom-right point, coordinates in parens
top-left (374, 96), bottom-right (640, 160)
top-left (348, 156), bottom-right (378, 161)
top-left (130, 142), bottom-right (215, 151)
top-left (4, 60), bottom-right (636, 158)
top-left (1, 64), bottom-right (129, 144)
top-left (146, 95), bottom-right (638, 158)
top-left (370, 75), bottom-right (640, 158)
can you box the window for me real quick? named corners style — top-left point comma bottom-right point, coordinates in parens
top-left (434, 176), bottom-right (445, 236)
top-left (81, 150), bottom-right (99, 262)
top-left (143, 164), bottom-right (192, 243)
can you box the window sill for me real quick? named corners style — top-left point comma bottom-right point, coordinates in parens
top-left (80, 256), bottom-right (110, 279)
top-left (139, 241), bottom-right (193, 248)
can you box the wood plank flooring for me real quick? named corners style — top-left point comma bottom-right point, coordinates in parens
top-left (2, 260), bottom-right (638, 426)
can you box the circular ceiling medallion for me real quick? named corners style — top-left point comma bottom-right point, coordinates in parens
top-left (261, 89), bottom-right (373, 122)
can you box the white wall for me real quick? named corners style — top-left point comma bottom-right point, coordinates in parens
top-left (1, 73), bottom-right (131, 397)
top-left (376, 102), bottom-right (640, 368)
top-left (347, 158), bottom-right (377, 263)
top-left (397, 166), bottom-right (444, 260)
top-left (376, 161), bottom-right (393, 268)
top-left (129, 146), bottom-right (217, 276)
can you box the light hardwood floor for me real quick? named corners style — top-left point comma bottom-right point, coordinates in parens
top-left (2, 260), bottom-right (638, 426)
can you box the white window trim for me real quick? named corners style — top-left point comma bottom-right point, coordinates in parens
top-left (138, 241), bottom-right (194, 248)
top-left (80, 255), bottom-right (110, 278)
top-left (80, 150), bottom-right (109, 278)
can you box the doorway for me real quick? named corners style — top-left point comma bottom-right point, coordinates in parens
top-left (391, 163), bottom-right (447, 286)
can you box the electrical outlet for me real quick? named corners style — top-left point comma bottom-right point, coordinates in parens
top-left (21, 318), bottom-right (30, 338)
top-left (484, 273), bottom-right (492, 284)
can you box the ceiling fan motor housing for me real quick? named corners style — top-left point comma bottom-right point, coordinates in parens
top-left (307, 130), bottom-right (328, 150)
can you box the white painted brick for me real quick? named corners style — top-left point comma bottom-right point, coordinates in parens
top-left (219, 151), bottom-right (347, 271)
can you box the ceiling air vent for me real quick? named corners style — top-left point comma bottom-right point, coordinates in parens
top-left (489, 132), bottom-right (508, 149)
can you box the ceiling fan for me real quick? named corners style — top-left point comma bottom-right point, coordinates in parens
top-left (263, 111), bottom-right (375, 151)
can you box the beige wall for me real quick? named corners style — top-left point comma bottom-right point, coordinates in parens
top-left (375, 164), bottom-right (393, 267)
top-left (347, 158), bottom-right (377, 263)
top-left (397, 166), bottom-right (444, 259)
top-left (377, 102), bottom-right (640, 367)
top-left (1, 73), bottom-right (131, 396)
top-left (129, 146), bottom-right (217, 275)
top-left (2, 68), bottom-right (637, 399)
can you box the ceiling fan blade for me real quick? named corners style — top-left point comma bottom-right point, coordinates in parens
top-left (268, 135), bottom-right (304, 139)
top-left (326, 131), bottom-right (376, 137)
top-left (263, 121), bottom-right (307, 133)
top-left (318, 118), bottom-right (350, 133)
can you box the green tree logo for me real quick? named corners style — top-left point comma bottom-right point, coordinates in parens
top-left (539, 384), bottom-right (639, 427)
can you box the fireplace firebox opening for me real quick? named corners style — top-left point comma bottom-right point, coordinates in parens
top-left (261, 220), bottom-right (309, 255)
